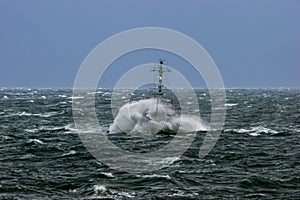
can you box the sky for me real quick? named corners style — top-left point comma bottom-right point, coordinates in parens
top-left (0, 0), bottom-right (299, 88)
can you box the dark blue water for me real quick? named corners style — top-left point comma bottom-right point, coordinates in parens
top-left (0, 88), bottom-right (299, 199)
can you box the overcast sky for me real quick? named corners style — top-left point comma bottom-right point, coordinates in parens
top-left (0, 0), bottom-right (299, 88)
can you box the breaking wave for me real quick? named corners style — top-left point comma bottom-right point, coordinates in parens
top-left (109, 98), bottom-right (208, 135)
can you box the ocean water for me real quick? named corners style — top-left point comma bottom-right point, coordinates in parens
top-left (0, 88), bottom-right (299, 199)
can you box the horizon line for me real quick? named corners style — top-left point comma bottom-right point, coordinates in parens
top-left (1, 86), bottom-right (299, 90)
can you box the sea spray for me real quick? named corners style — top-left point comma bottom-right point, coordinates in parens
top-left (109, 98), bottom-right (208, 135)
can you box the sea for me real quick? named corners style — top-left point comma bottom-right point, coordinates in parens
top-left (0, 88), bottom-right (299, 199)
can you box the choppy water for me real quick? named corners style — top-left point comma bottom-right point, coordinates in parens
top-left (0, 88), bottom-right (299, 199)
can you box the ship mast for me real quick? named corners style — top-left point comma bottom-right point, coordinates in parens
top-left (157, 59), bottom-right (164, 97)
top-left (151, 59), bottom-right (171, 110)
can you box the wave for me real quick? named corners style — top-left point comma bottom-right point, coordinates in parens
top-left (58, 94), bottom-right (68, 98)
top-left (62, 150), bottom-right (77, 157)
top-left (28, 139), bottom-right (44, 145)
top-left (25, 123), bottom-right (77, 134)
top-left (2, 111), bottom-right (58, 118)
top-left (102, 92), bottom-right (112, 97)
top-left (67, 96), bottom-right (84, 100)
top-left (109, 98), bottom-right (207, 135)
top-left (136, 174), bottom-right (171, 180)
top-left (100, 172), bottom-right (114, 178)
top-left (93, 184), bottom-right (135, 198)
top-left (228, 126), bottom-right (279, 136)
top-left (225, 103), bottom-right (238, 107)
top-left (45, 101), bottom-right (69, 107)
top-left (94, 184), bottom-right (107, 194)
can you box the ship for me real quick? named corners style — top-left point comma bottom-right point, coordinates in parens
top-left (109, 59), bottom-right (178, 135)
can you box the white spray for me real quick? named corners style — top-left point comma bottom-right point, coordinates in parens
top-left (109, 98), bottom-right (208, 136)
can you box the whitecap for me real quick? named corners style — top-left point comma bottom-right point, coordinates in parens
top-left (92, 186), bottom-right (136, 199)
top-left (24, 128), bottom-right (39, 133)
top-left (20, 112), bottom-right (31, 116)
top-left (53, 101), bottom-right (67, 106)
top-left (68, 96), bottom-right (84, 99)
top-left (69, 189), bottom-right (77, 193)
top-left (94, 185), bottom-right (107, 194)
top-left (117, 191), bottom-right (135, 198)
top-left (230, 126), bottom-right (278, 136)
top-left (18, 111), bottom-right (57, 118)
top-left (225, 103), bottom-right (238, 107)
top-left (245, 193), bottom-right (267, 197)
top-left (102, 92), bottom-right (111, 97)
top-left (62, 150), bottom-right (76, 156)
top-left (28, 139), bottom-right (44, 144)
top-left (58, 94), bottom-right (67, 98)
top-left (3, 96), bottom-right (8, 99)
top-left (248, 132), bottom-right (260, 136)
top-left (136, 174), bottom-right (171, 180)
top-left (100, 172), bottom-right (114, 178)
top-left (167, 191), bottom-right (198, 198)
top-left (37, 125), bottom-right (67, 133)
top-left (40, 112), bottom-right (58, 117)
